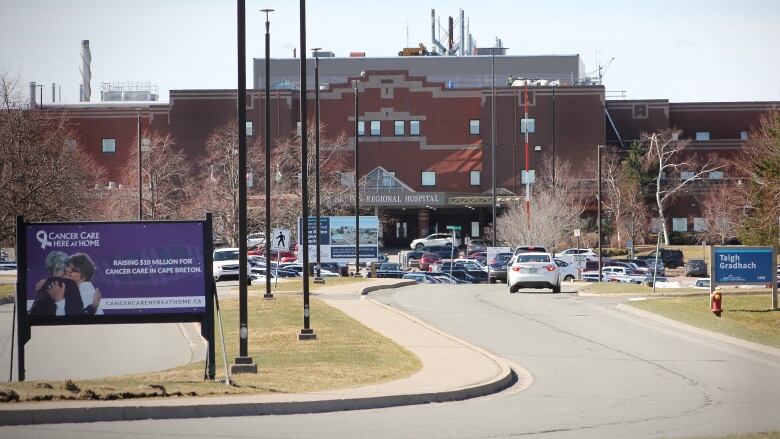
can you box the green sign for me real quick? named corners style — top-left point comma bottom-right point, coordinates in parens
top-left (446, 226), bottom-right (461, 231)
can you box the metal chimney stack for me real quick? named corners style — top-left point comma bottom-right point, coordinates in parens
top-left (80, 40), bottom-right (91, 102)
top-left (29, 82), bottom-right (37, 109)
top-left (459, 9), bottom-right (465, 56)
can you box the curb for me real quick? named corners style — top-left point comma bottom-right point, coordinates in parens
top-left (0, 281), bottom-right (521, 426)
top-left (0, 369), bottom-right (517, 426)
top-left (617, 303), bottom-right (780, 360)
top-left (359, 280), bottom-right (417, 295)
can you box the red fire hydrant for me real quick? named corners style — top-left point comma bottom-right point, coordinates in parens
top-left (710, 291), bottom-right (723, 317)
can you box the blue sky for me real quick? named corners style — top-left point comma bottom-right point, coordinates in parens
top-left (2, 0), bottom-right (778, 103)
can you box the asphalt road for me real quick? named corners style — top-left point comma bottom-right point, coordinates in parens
top-left (0, 304), bottom-right (202, 381)
top-left (4, 284), bottom-right (780, 438)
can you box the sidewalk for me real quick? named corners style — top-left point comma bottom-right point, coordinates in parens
top-left (0, 279), bottom-right (523, 426)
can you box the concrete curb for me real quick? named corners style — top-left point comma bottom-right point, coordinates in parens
top-left (0, 281), bottom-right (521, 426)
top-left (617, 303), bottom-right (780, 360)
top-left (359, 280), bottom-right (417, 295)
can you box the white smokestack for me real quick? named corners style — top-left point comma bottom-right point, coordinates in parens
top-left (80, 40), bottom-right (91, 102)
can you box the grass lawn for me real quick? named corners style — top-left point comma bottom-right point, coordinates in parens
top-left (0, 295), bottom-right (421, 402)
top-left (250, 276), bottom-right (370, 293)
top-left (581, 282), bottom-right (700, 295)
top-left (629, 294), bottom-right (780, 349)
top-left (0, 283), bottom-right (13, 302)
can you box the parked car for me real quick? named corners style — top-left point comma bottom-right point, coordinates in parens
top-left (419, 245), bottom-right (458, 259)
top-left (639, 249), bottom-right (684, 269)
top-left (645, 258), bottom-right (666, 276)
top-left (410, 233), bottom-right (454, 250)
top-left (448, 269), bottom-right (486, 284)
top-left (605, 260), bottom-right (649, 275)
top-left (685, 259), bottom-right (708, 277)
top-left (507, 252), bottom-right (561, 294)
top-left (213, 248), bottom-right (251, 283)
top-left (402, 273), bottom-right (441, 284)
top-left (466, 238), bottom-right (487, 254)
top-left (488, 252), bottom-right (514, 284)
top-left (405, 250), bottom-right (424, 269)
top-left (554, 248), bottom-right (598, 263)
top-left (247, 232), bottom-right (265, 247)
top-left (376, 262), bottom-right (406, 278)
top-left (419, 252), bottom-right (442, 271)
top-left (466, 251), bottom-right (487, 265)
top-left (693, 278), bottom-right (710, 289)
top-left (554, 258), bottom-right (577, 281)
top-left (513, 245), bottom-right (548, 257)
top-left (430, 272), bottom-right (470, 284)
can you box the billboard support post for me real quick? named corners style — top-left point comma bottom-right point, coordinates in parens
top-left (15, 215), bottom-right (30, 381)
top-left (202, 213), bottom-right (216, 380)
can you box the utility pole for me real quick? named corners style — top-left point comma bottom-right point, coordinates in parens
top-left (261, 8), bottom-right (274, 300)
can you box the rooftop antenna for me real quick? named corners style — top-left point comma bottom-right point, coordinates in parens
top-left (405, 20), bottom-right (409, 48)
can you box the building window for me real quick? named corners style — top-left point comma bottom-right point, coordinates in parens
top-left (410, 120), bottom-right (420, 136)
top-left (680, 171), bottom-right (695, 180)
top-left (370, 120), bottom-right (381, 136)
top-left (246, 121), bottom-right (253, 136)
top-left (396, 222), bottom-right (407, 238)
top-left (421, 171), bottom-right (436, 187)
top-left (651, 218), bottom-right (662, 233)
top-left (470, 170), bottom-right (480, 186)
top-left (340, 172), bottom-right (354, 187)
top-left (693, 217), bottom-right (708, 232)
top-left (672, 217), bottom-right (688, 232)
top-left (695, 131), bottom-right (710, 141)
top-left (521, 118), bottom-right (536, 134)
top-left (740, 131), bottom-right (749, 140)
top-left (709, 171), bottom-right (724, 180)
top-left (394, 120), bottom-right (405, 136)
top-left (521, 169), bottom-right (536, 184)
top-left (671, 132), bottom-right (679, 141)
top-left (102, 138), bottom-right (116, 153)
top-left (357, 121), bottom-right (365, 136)
top-left (296, 122), bottom-right (302, 137)
top-left (469, 120), bottom-right (480, 135)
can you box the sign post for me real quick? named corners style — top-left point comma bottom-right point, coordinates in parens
top-left (711, 246), bottom-right (778, 311)
top-left (446, 226), bottom-right (461, 284)
top-left (15, 216), bottom-right (214, 382)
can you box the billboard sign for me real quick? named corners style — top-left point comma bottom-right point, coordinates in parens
top-left (299, 216), bottom-right (379, 263)
top-left (712, 246), bottom-right (775, 284)
top-left (24, 222), bottom-right (207, 317)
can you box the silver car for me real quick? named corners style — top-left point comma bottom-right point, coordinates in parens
top-left (507, 252), bottom-right (561, 294)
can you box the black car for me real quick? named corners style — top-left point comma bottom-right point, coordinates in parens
top-left (488, 252), bottom-right (513, 284)
top-left (685, 259), bottom-right (708, 277)
top-left (448, 269), bottom-right (484, 284)
top-left (639, 249), bottom-right (684, 269)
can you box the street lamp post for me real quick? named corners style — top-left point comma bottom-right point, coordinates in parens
top-left (261, 8), bottom-right (274, 300)
top-left (137, 108), bottom-right (142, 220)
top-left (298, 0), bottom-right (316, 341)
top-left (231, 0), bottom-right (257, 374)
top-left (353, 79), bottom-right (361, 277)
top-left (312, 47), bottom-right (324, 284)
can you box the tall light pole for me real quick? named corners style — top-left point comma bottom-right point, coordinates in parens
top-left (298, 0), bottom-right (316, 341)
top-left (551, 86), bottom-right (556, 188)
top-left (312, 47), bottom-right (324, 283)
top-left (524, 78), bottom-right (530, 229)
top-left (137, 108), bottom-right (142, 220)
top-left (231, 0), bottom-right (257, 374)
top-left (479, 46), bottom-right (508, 246)
top-left (353, 79), bottom-right (361, 277)
top-left (261, 8), bottom-right (274, 300)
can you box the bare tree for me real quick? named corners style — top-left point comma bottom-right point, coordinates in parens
top-left (601, 151), bottom-right (625, 246)
top-left (0, 72), bottom-right (105, 245)
top-left (495, 158), bottom-right (584, 250)
top-left (642, 130), bottom-right (722, 245)
top-left (699, 185), bottom-right (745, 245)
top-left (109, 131), bottom-right (192, 220)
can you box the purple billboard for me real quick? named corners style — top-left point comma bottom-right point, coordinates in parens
top-left (24, 222), bottom-right (207, 316)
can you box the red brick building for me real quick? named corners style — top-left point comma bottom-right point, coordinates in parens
top-left (56, 69), bottom-right (777, 247)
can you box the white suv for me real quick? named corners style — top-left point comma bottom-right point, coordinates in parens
top-left (554, 248), bottom-right (598, 263)
top-left (508, 252), bottom-right (561, 294)
top-left (410, 233), bottom-right (454, 250)
top-left (213, 248), bottom-right (251, 283)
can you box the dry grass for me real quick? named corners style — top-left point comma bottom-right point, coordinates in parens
top-left (630, 294), bottom-right (780, 349)
top-left (0, 295), bottom-right (421, 402)
top-left (251, 276), bottom-right (369, 293)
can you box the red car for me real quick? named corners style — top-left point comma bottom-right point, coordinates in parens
top-left (419, 252), bottom-right (442, 271)
top-left (247, 246), bottom-right (297, 263)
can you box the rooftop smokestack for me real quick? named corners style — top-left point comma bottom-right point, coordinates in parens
top-left (29, 81), bottom-right (37, 109)
top-left (80, 40), bottom-right (91, 102)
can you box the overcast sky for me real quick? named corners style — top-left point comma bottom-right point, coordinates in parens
top-left (2, 0), bottom-right (779, 104)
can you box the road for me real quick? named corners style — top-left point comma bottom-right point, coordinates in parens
top-left (4, 284), bottom-right (780, 438)
top-left (0, 304), bottom-right (203, 381)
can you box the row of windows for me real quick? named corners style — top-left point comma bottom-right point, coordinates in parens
top-left (423, 170), bottom-right (481, 187)
top-left (651, 217), bottom-right (709, 233)
top-left (660, 170), bottom-right (726, 180)
top-left (355, 120), bottom-right (421, 137)
top-left (469, 119), bottom-right (536, 135)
